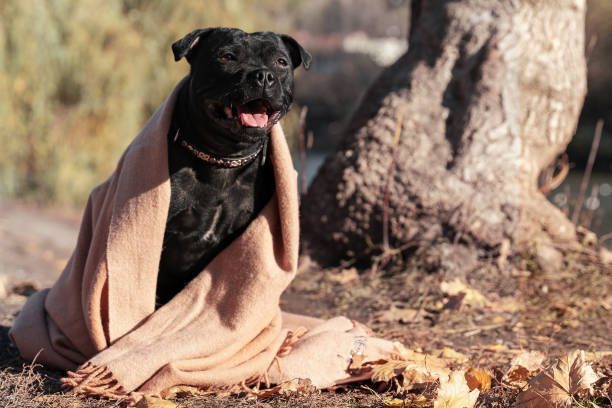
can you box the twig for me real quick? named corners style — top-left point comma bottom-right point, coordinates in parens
top-left (371, 112), bottom-right (404, 276)
top-left (600, 232), bottom-right (612, 245)
top-left (586, 34), bottom-right (598, 65)
top-left (572, 119), bottom-right (604, 225)
top-left (538, 154), bottom-right (569, 194)
top-left (584, 185), bottom-right (599, 229)
top-left (298, 106), bottom-right (308, 197)
top-left (382, 111), bottom-right (404, 250)
top-left (561, 185), bottom-right (571, 215)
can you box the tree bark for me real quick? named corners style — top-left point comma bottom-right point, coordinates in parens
top-left (301, 0), bottom-right (587, 271)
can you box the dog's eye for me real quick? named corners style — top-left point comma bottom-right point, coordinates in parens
top-left (276, 57), bottom-right (288, 67)
top-left (219, 53), bottom-right (235, 62)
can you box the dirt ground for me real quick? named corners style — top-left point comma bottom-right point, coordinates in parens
top-left (0, 198), bottom-right (611, 407)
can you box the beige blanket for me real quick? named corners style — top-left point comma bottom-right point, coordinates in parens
top-left (9, 78), bottom-right (395, 402)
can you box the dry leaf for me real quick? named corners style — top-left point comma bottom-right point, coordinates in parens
top-left (383, 397), bottom-right (407, 407)
top-left (515, 350), bottom-right (600, 407)
top-left (432, 347), bottom-right (469, 364)
top-left (328, 267), bottom-right (359, 284)
top-left (160, 385), bottom-right (213, 399)
top-left (254, 378), bottom-right (314, 398)
top-left (368, 351), bottom-right (450, 387)
top-left (135, 396), bottom-right (179, 408)
top-left (349, 353), bottom-right (366, 374)
top-left (506, 350), bottom-right (546, 385)
top-left (584, 351), bottom-right (612, 361)
top-left (600, 247), bottom-right (612, 265)
top-left (392, 343), bottom-right (461, 366)
top-left (464, 367), bottom-right (491, 391)
top-left (481, 343), bottom-right (508, 353)
top-left (434, 371), bottom-right (479, 408)
top-left (507, 365), bottom-right (532, 385)
top-left (411, 395), bottom-right (430, 406)
top-left (374, 307), bottom-right (420, 324)
top-left (510, 351), bottom-right (546, 372)
top-left (440, 279), bottom-right (490, 307)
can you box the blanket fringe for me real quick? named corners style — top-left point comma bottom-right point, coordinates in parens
top-left (61, 362), bottom-right (128, 399)
top-left (276, 326), bottom-right (308, 358)
top-left (239, 327), bottom-right (309, 394)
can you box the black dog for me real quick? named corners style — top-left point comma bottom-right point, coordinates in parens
top-left (156, 27), bottom-right (311, 306)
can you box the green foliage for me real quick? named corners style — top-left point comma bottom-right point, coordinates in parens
top-left (0, 0), bottom-right (298, 205)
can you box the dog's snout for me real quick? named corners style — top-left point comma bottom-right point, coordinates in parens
top-left (250, 69), bottom-right (276, 89)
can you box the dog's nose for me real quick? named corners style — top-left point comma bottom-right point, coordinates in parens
top-left (250, 69), bottom-right (276, 89)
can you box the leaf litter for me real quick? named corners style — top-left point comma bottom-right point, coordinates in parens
top-left (515, 349), bottom-right (600, 408)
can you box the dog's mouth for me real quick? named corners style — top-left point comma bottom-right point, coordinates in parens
top-left (208, 99), bottom-right (282, 129)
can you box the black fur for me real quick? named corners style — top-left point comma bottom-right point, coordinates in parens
top-left (156, 27), bottom-right (310, 307)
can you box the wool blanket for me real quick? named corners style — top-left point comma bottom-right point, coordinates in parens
top-left (9, 78), bottom-right (396, 402)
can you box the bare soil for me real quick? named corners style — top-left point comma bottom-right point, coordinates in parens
top-left (0, 199), bottom-right (610, 407)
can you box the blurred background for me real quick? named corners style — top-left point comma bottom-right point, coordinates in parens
top-left (0, 0), bottom-right (610, 239)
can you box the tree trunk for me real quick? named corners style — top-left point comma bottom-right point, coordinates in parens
top-left (301, 0), bottom-right (587, 271)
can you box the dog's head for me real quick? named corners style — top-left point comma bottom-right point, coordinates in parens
top-left (172, 27), bottom-right (311, 143)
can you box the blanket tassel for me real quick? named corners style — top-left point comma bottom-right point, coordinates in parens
top-left (61, 361), bottom-right (128, 400)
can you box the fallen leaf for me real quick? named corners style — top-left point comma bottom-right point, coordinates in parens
top-left (584, 351), bottom-right (612, 361)
top-left (481, 343), bottom-right (508, 353)
top-left (464, 367), bottom-right (491, 391)
top-left (432, 347), bottom-right (469, 364)
top-left (393, 343), bottom-right (463, 366)
top-left (160, 385), bottom-right (213, 399)
top-left (254, 378), bottom-right (314, 398)
top-left (368, 350), bottom-right (451, 387)
top-left (349, 353), bottom-right (366, 374)
top-left (492, 315), bottom-right (505, 324)
top-left (434, 371), bottom-right (479, 408)
top-left (510, 351), bottom-right (546, 372)
top-left (507, 350), bottom-right (546, 384)
top-left (328, 267), bottom-right (359, 284)
top-left (440, 279), bottom-right (490, 308)
top-left (515, 350), bottom-right (600, 407)
top-left (383, 397), bottom-right (406, 407)
top-left (410, 395), bottom-right (430, 406)
top-left (599, 247), bottom-right (612, 265)
top-left (507, 366), bottom-right (532, 384)
top-left (135, 396), bottom-right (179, 408)
top-left (496, 296), bottom-right (520, 312)
top-left (600, 296), bottom-right (612, 311)
top-left (374, 307), bottom-right (420, 324)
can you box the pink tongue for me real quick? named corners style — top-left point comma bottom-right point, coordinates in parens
top-left (237, 102), bottom-right (269, 127)
top-left (239, 112), bottom-right (268, 127)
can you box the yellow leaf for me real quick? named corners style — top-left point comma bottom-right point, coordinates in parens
top-left (515, 350), bottom-right (600, 408)
top-left (492, 315), bottom-right (505, 324)
top-left (135, 396), bottom-right (179, 408)
top-left (411, 395), bottom-right (430, 406)
top-left (464, 367), bottom-right (491, 391)
top-left (383, 397), bottom-right (406, 407)
top-left (434, 371), bottom-right (479, 408)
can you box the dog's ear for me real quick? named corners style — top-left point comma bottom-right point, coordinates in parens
top-left (172, 28), bottom-right (214, 63)
top-left (280, 34), bottom-right (312, 70)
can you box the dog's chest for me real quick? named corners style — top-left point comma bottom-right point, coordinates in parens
top-left (156, 148), bottom-right (274, 305)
